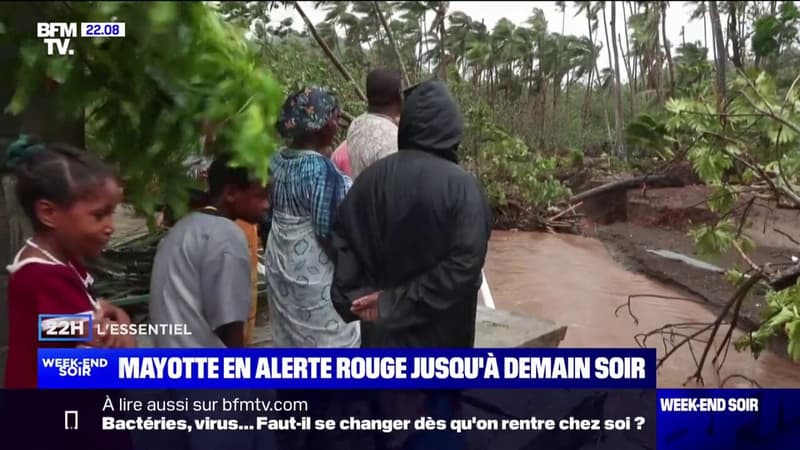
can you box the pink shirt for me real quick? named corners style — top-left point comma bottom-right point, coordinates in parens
top-left (331, 142), bottom-right (352, 177)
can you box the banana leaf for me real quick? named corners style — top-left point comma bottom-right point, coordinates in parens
top-left (86, 230), bottom-right (166, 302)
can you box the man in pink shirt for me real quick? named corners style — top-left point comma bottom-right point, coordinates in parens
top-left (331, 141), bottom-right (352, 177)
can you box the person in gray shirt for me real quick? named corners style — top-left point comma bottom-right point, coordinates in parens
top-left (149, 154), bottom-right (270, 348)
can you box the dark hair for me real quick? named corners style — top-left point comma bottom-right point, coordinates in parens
top-left (3, 134), bottom-right (118, 227)
top-left (366, 68), bottom-right (402, 108)
top-left (206, 154), bottom-right (255, 200)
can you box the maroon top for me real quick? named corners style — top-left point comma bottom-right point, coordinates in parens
top-left (5, 260), bottom-right (94, 389)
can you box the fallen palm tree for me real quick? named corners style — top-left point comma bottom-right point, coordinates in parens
top-left (85, 230), bottom-right (166, 313)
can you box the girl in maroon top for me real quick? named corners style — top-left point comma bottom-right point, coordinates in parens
top-left (4, 135), bottom-right (135, 388)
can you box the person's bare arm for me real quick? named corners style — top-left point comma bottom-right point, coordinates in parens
top-left (200, 239), bottom-right (252, 349)
top-left (215, 322), bottom-right (245, 348)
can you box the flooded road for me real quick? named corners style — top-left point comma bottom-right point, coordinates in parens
top-left (484, 230), bottom-right (800, 388)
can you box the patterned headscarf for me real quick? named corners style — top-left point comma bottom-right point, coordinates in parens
top-left (277, 86), bottom-right (339, 140)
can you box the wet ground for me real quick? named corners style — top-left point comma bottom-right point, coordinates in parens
top-left (483, 230), bottom-right (800, 388)
top-left (586, 187), bottom-right (800, 335)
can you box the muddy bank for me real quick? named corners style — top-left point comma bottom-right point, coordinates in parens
top-left (583, 186), bottom-right (800, 338)
top-left (484, 230), bottom-right (800, 387)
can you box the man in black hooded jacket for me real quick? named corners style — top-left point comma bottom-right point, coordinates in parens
top-left (330, 79), bottom-right (492, 348)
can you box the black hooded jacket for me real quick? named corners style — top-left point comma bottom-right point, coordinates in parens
top-left (330, 80), bottom-right (492, 348)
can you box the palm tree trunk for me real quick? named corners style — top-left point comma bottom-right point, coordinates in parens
top-left (564, 71), bottom-right (572, 122)
top-left (552, 74), bottom-right (561, 142)
top-left (422, 15), bottom-right (430, 73)
top-left (661, 1), bottom-right (676, 98)
top-left (372, 2), bottom-right (411, 87)
top-left (595, 65), bottom-right (613, 142)
top-left (436, 3), bottom-right (448, 80)
top-left (738, 4), bottom-right (746, 62)
top-left (539, 79), bottom-right (547, 147)
top-left (582, 68), bottom-right (594, 144)
top-left (592, 12), bottom-right (614, 145)
top-left (708, 0), bottom-right (727, 110)
top-left (628, 1), bottom-right (639, 92)
top-left (708, 5), bottom-right (717, 68)
top-left (373, 24), bottom-right (384, 67)
top-left (294, 3), bottom-right (367, 103)
top-left (727, 1), bottom-right (743, 68)
top-left (601, 4), bottom-right (614, 80)
top-left (610, 1), bottom-right (626, 158)
top-left (651, 3), bottom-right (664, 106)
top-left (621, 1), bottom-right (635, 104)
top-left (583, 10), bottom-right (597, 144)
top-left (417, 27), bottom-right (424, 77)
top-left (619, 32), bottom-right (635, 115)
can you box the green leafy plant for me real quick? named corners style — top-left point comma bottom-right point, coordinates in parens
top-left (735, 281), bottom-right (800, 362)
top-left (661, 68), bottom-right (800, 361)
top-left (752, 2), bottom-right (800, 61)
top-left (456, 87), bottom-right (571, 211)
top-left (625, 113), bottom-right (676, 160)
top-left (2, 2), bottom-right (285, 221)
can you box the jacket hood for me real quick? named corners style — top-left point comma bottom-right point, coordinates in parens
top-left (397, 79), bottom-right (464, 163)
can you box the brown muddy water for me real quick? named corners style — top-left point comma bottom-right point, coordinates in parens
top-left (483, 230), bottom-right (800, 388)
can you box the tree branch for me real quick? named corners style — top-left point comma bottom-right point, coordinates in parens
top-left (738, 73), bottom-right (800, 136)
top-left (686, 273), bottom-right (762, 385)
top-left (293, 2), bottom-right (367, 103)
top-left (568, 174), bottom-right (684, 204)
top-left (372, 1), bottom-right (411, 87)
top-left (774, 228), bottom-right (800, 247)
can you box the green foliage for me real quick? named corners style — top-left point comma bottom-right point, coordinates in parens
top-left (456, 87), bottom-right (571, 209)
top-left (625, 113), bottom-right (675, 160)
top-left (661, 68), bottom-right (800, 358)
top-left (689, 219), bottom-right (738, 258)
top-left (707, 185), bottom-right (737, 214)
top-left (2, 2), bottom-right (284, 220)
top-left (566, 148), bottom-right (584, 168)
top-left (752, 2), bottom-right (800, 59)
top-left (665, 70), bottom-right (800, 195)
top-left (674, 42), bottom-right (713, 97)
top-left (260, 35), bottom-right (365, 119)
top-left (735, 281), bottom-right (800, 362)
top-left (243, 16), bottom-right (572, 218)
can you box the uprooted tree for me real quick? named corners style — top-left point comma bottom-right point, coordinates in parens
top-left (624, 63), bottom-right (800, 383)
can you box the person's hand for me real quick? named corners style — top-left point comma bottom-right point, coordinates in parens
top-left (99, 300), bottom-right (132, 325)
top-left (86, 316), bottom-right (113, 348)
top-left (351, 291), bottom-right (381, 322)
top-left (86, 314), bottom-right (136, 348)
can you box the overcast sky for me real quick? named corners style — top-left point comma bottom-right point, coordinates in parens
top-left (271, 1), bottom-right (716, 73)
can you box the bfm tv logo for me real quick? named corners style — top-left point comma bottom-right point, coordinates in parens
top-left (38, 314), bottom-right (93, 342)
top-left (36, 23), bottom-right (76, 56)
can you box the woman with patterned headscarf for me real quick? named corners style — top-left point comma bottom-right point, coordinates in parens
top-left (264, 87), bottom-right (360, 348)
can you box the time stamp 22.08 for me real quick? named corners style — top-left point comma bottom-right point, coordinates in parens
top-left (37, 22), bottom-right (125, 56)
